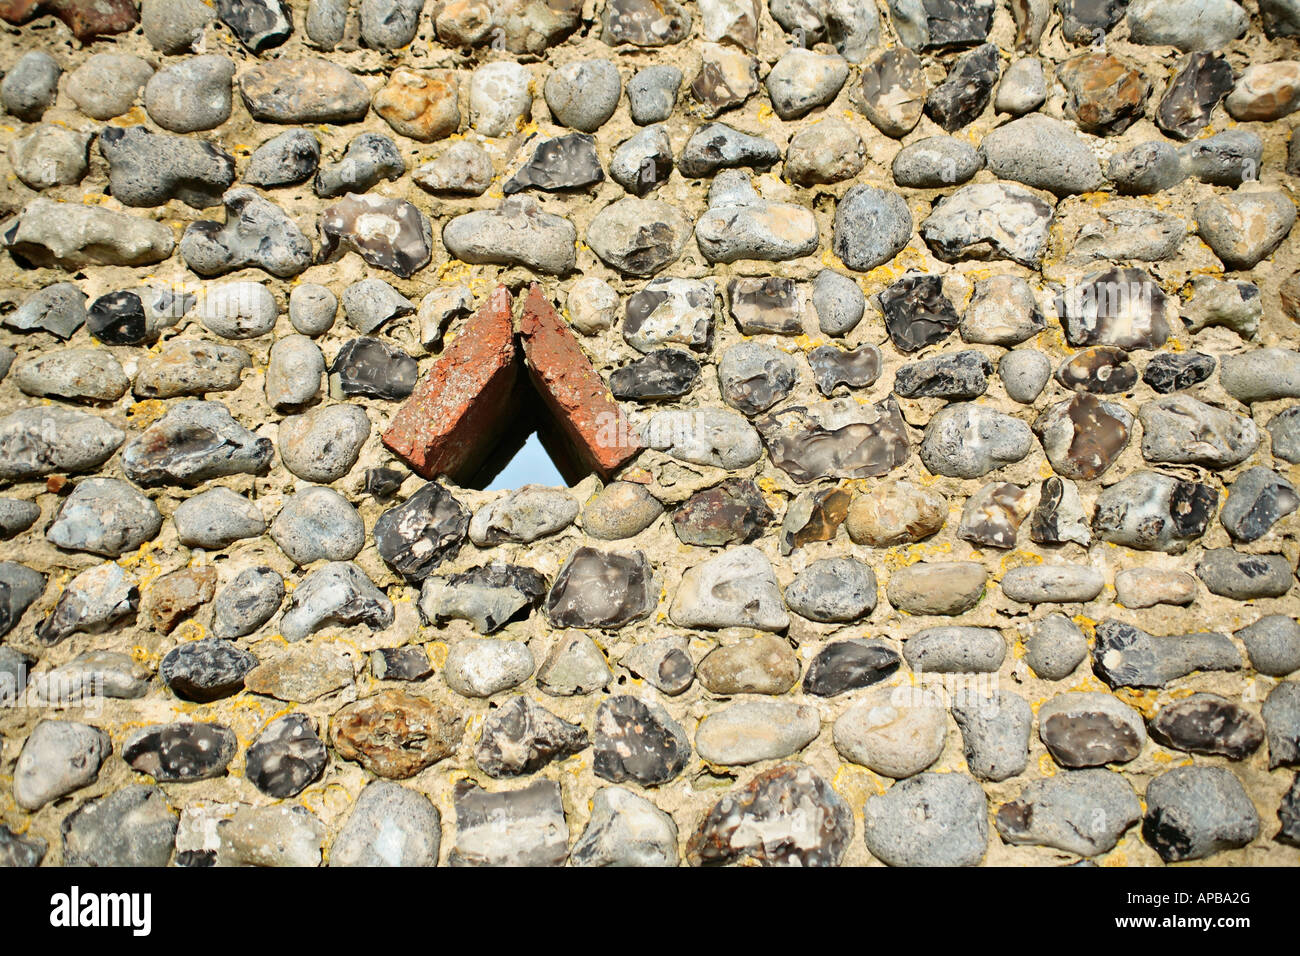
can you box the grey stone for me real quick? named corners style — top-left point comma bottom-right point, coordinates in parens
top-left (537, 548), bottom-right (652, 630)
top-left (181, 188), bottom-right (313, 278)
top-left (996, 57), bottom-right (1046, 114)
top-left (245, 129), bottom-right (321, 188)
top-left (643, 407), bottom-right (761, 469)
top-left (622, 636), bottom-right (694, 696)
top-left (0, 406), bottom-right (124, 481)
top-left (4, 198), bottom-right (175, 269)
top-left (0, 499), bottom-right (40, 539)
top-left (1039, 691), bottom-right (1146, 767)
top-left (535, 632), bottom-right (611, 696)
top-left (695, 700), bottom-right (820, 765)
top-left (1220, 348), bottom-right (1300, 404)
top-left (1196, 549), bottom-right (1293, 600)
top-left (895, 350), bottom-right (991, 400)
top-left (4, 283), bottom-right (87, 339)
top-left (470, 486), bottom-right (578, 545)
top-left (211, 567), bottom-right (284, 639)
top-left (239, 58), bottom-right (371, 124)
top-left (174, 488), bottom-right (266, 550)
top-left (15, 348), bottom-right (127, 403)
top-left (1142, 766), bottom-right (1259, 863)
top-left (448, 779), bottom-right (567, 867)
top-left (1197, 187), bottom-right (1296, 270)
top-left (142, 0), bottom-right (215, 52)
top-left (1114, 568), bottom-right (1197, 609)
top-left (921, 181), bottom-right (1054, 267)
top-left (857, 45), bottom-right (927, 137)
top-left (766, 49), bottom-right (849, 119)
top-left (1002, 564), bottom-right (1105, 604)
top-left (545, 59), bottom-right (621, 132)
top-left (0, 826), bottom-right (45, 867)
top-left (1149, 693), bottom-right (1265, 760)
top-left (1025, 614), bottom-right (1089, 680)
top-left (370, 647), bottom-right (432, 682)
top-left (445, 196), bottom-right (576, 274)
top-left (332, 781), bottom-right (441, 867)
top-left (161, 639), bottom-right (257, 703)
top-left (1108, 140), bottom-right (1186, 195)
top-left (892, 135), bottom-right (982, 188)
top-left (1093, 470), bottom-right (1218, 552)
top-left (1271, 406), bottom-right (1300, 464)
top-left (1126, 0), bottom-right (1247, 51)
top-left (263, 335), bottom-right (325, 411)
top-left (962, 275), bottom-right (1044, 345)
top-left (593, 695), bottom-right (689, 785)
top-left (271, 487), bottom-right (365, 566)
top-left (469, 61), bottom-right (533, 136)
top-left (958, 480), bottom-right (1033, 550)
top-left (1238, 615), bottom-right (1300, 677)
top-left (832, 184), bottom-right (912, 271)
top-left (341, 279), bottom-right (414, 335)
top-left (280, 561), bottom-right (394, 642)
top-left (803, 639), bottom-right (900, 697)
top-left (360, 0), bottom-right (424, 48)
top-left (1183, 277), bottom-right (1260, 338)
top-left (678, 122), bottom-right (780, 178)
top-left (785, 557), bottom-right (877, 623)
top-left (832, 686), bottom-right (946, 777)
top-left (289, 284), bottom-right (338, 336)
top-left (14, 720), bottom-right (111, 811)
top-left (587, 196), bottom-right (693, 276)
top-left (1263, 681), bottom-right (1300, 768)
top-left (863, 772), bottom-right (988, 867)
top-left (415, 142), bottom-right (494, 195)
top-left (785, 118), bottom-right (865, 186)
top-left (903, 626), bottom-right (1006, 674)
top-left (996, 769), bottom-right (1141, 856)
top-left (66, 53), bottom-right (152, 121)
top-left (197, 282), bottom-right (280, 338)
top-left (887, 561), bottom-right (986, 615)
top-left (572, 787), bottom-right (678, 867)
top-left (122, 400), bottom-right (273, 487)
top-left (475, 696), bottom-right (588, 778)
top-left (444, 639), bottom-right (535, 697)
top-left (1000, 349), bottom-right (1051, 403)
top-left (278, 405), bottom-right (370, 484)
top-left (47, 478), bottom-right (161, 558)
top-left (610, 125), bottom-right (671, 196)
top-left (718, 342), bottom-right (799, 415)
top-left (1142, 351), bottom-right (1218, 393)
top-left (582, 482), bottom-right (664, 539)
top-left (423, 568), bottom-right (542, 632)
top-left (218, 805), bottom-right (325, 867)
top-left (134, 340), bottom-right (251, 399)
top-left (9, 124), bottom-right (92, 189)
top-left (919, 403), bottom-right (1032, 478)
top-left (145, 55), bottom-right (236, 132)
top-left (315, 133), bottom-right (404, 198)
top-left (952, 691), bottom-right (1032, 782)
top-left (1, 51), bottom-right (60, 121)
top-left (627, 65), bottom-right (682, 124)
top-left (37, 562), bottom-right (137, 646)
top-left (1092, 619), bottom-right (1241, 688)
top-left (670, 546), bottom-right (789, 631)
top-left (1180, 129), bottom-right (1263, 187)
top-left (62, 785), bottom-right (177, 868)
top-left (1221, 466), bottom-right (1299, 543)
top-left (980, 115), bottom-right (1104, 196)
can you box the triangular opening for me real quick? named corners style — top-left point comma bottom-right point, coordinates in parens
top-left (463, 360), bottom-right (590, 491)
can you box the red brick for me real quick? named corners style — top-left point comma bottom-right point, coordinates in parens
top-left (1, 0), bottom-right (139, 39)
top-left (382, 285), bottom-right (518, 481)
top-left (519, 283), bottom-right (642, 479)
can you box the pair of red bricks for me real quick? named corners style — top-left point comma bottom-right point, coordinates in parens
top-left (382, 283), bottom-right (642, 484)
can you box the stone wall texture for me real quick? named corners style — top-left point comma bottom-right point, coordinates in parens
top-left (0, 0), bottom-right (1299, 867)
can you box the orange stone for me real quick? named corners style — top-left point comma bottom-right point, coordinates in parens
top-left (373, 67), bottom-right (461, 142)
